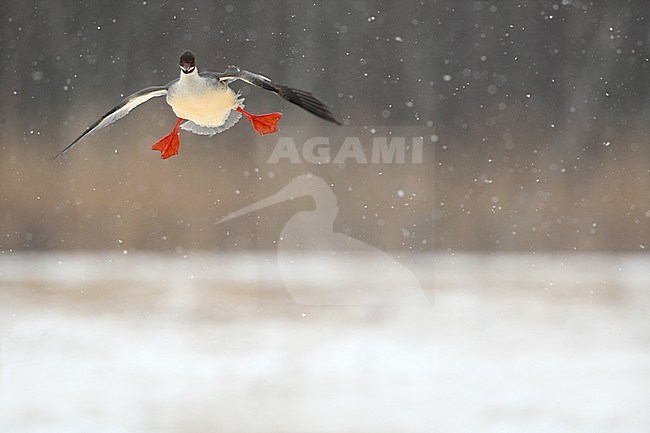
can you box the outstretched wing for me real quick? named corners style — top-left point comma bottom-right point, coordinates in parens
top-left (53, 86), bottom-right (168, 159)
top-left (211, 66), bottom-right (341, 125)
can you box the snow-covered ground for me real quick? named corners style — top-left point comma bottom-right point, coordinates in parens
top-left (1, 252), bottom-right (649, 432)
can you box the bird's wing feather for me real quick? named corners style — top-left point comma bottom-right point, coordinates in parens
top-left (210, 67), bottom-right (341, 125)
top-left (53, 86), bottom-right (168, 159)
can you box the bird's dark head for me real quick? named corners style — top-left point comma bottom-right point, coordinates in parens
top-left (179, 50), bottom-right (196, 74)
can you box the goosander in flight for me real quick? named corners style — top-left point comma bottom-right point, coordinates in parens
top-left (55, 50), bottom-right (340, 160)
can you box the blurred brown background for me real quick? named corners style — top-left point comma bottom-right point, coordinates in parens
top-left (1, 0), bottom-right (649, 253)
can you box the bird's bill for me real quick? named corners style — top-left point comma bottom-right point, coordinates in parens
top-left (180, 63), bottom-right (195, 74)
top-left (216, 186), bottom-right (300, 225)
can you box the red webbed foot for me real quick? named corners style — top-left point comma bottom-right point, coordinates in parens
top-left (151, 133), bottom-right (180, 159)
top-left (237, 107), bottom-right (282, 135)
top-left (152, 118), bottom-right (183, 159)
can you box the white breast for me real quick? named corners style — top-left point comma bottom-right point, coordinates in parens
top-left (166, 73), bottom-right (241, 127)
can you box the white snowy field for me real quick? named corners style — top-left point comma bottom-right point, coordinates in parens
top-left (0, 252), bottom-right (649, 433)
